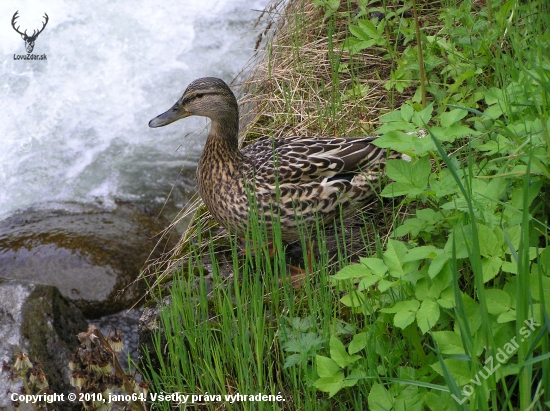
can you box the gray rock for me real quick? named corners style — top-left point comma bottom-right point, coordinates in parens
top-left (137, 299), bottom-right (167, 374)
top-left (91, 307), bottom-right (144, 370)
top-left (0, 279), bottom-right (87, 411)
top-left (0, 202), bottom-right (175, 318)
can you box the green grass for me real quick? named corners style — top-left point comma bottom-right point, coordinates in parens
top-left (141, 0), bottom-right (550, 409)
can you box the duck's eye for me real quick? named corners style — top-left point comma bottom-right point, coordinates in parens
top-left (196, 93), bottom-right (204, 98)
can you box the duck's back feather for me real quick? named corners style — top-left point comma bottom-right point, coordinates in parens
top-left (241, 136), bottom-right (387, 185)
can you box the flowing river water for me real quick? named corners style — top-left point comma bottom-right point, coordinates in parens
top-left (1, 0), bottom-right (268, 223)
top-left (0, 0), bottom-right (272, 380)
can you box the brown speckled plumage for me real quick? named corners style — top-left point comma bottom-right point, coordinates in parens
top-left (150, 77), bottom-right (392, 241)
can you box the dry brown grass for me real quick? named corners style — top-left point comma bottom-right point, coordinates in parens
top-left (141, 0), bottom-right (429, 290)
top-left (237, 0), bottom-right (412, 141)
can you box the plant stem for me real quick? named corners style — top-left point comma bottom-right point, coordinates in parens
top-left (411, 0), bottom-right (426, 108)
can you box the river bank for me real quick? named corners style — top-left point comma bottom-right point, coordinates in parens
top-left (138, 0), bottom-right (550, 409)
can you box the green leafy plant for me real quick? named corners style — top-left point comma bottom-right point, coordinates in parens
top-left (313, 0), bottom-right (341, 20)
top-left (313, 336), bottom-right (364, 396)
top-left (142, 0), bottom-right (550, 409)
top-left (289, 0), bottom-right (550, 408)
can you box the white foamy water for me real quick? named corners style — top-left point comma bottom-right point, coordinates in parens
top-left (0, 0), bottom-right (267, 220)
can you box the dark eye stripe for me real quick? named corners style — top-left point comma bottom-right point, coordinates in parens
top-left (181, 91), bottom-right (217, 106)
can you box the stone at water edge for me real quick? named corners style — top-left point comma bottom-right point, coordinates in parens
top-left (0, 279), bottom-right (87, 411)
top-left (0, 202), bottom-right (175, 318)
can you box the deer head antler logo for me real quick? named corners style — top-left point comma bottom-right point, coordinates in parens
top-left (12, 11), bottom-right (49, 53)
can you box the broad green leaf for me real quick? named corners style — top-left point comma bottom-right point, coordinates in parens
top-left (332, 264), bottom-right (369, 280)
top-left (440, 124), bottom-right (478, 141)
top-left (502, 261), bottom-right (518, 274)
top-left (368, 383), bottom-right (394, 411)
top-left (313, 373), bottom-right (345, 397)
top-left (477, 140), bottom-right (500, 155)
top-left (358, 18), bottom-right (379, 37)
top-left (349, 332), bottom-right (368, 354)
top-left (403, 245), bottom-right (443, 263)
top-left (417, 208), bottom-right (439, 221)
top-left (394, 309), bottom-right (418, 329)
top-left (444, 225), bottom-right (471, 259)
top-left (503, 225), bottom-right (521, 254)
top-left (440, 108), bottom-right (468, 127)
top-left (417, 298), bottom-right (440, 334)
top-left (431, 331), bottom-right (465, 354)
top-left (343, 368), bottom-right (363, 388)
top-left (351, 39), bottom-right (376, 54)
top-left (492, 322), bottom-right (515, 352)
top-left (428, 126), bottom-right (451, 141)
top-left (401, 104), bottom-right (414, 121)
top-left (529, 247), bottom-right (543, 261)
top-left (329, 336), bottom-right (349, 368)
top-left (485, 289), bottom-right (511, 315)
top-left (380, 299), bottom-right (420, 314)
top-left (379, 110), bottom-right (405, 123)
top-left (288, 316), bottom-right (315, 332)
top-left (445, 223), bottom-right (503, 258)
top-left (540, 247), bottom-right (550, 272)
top-left (430, 169), bottom-right (457, 197)
top-left (484, 103), bottom-right (504, 119)
top-left (394, 217), bottom-right (424, 237)
top-left (458, 294), bottom-right (482, 334)
top-left (384, 156), bottom-right (430, 194)
top-left (395, 385), bottom-right (424, 411)
top-left (482, 256), bottom-right (502, 283)
top-left (330, 336), bottom-right (362, 368)
top-left (529, 272), bottom-right (550, 307)
top-left (384, 239), bottom-right (408, 278)
top-left (358, 274), bottom-right (381, 291)
top-left (381, 181), bottom-right (413, 197)
top-left (349, 24), bottom-right (372, 41)
top-left (477, 224), bottom-right (499, 257)
top-left (424, 391), bottom-right (453, 411)
top-left (360, 257), bottom-right (388, 276)
top-left (429, 252), bottom-right (450, 278)
top-left (412, 103), bottom-right (434, 127)
top-left (316, 355), bottom-right (340, 378)
top-left (415, 278), bottom-right (429, 301)
top-left (340, 291), bottom-right (366, 307)
top-left (412, 134), bottom-right (437, 154)
top-left (483, 178), bottom-right (507, 204)
top-left (411, 156), bottom-right (431, 191)
top-left (485, 87), bottom-right (504, 105)
top-left (378, 279), bottom-right (394, 292)
top-left (372, 130), bottom-right (415, 152)
top-left (428, 263), bottom-right (452, 299)
top-left (437, 286), bottom-right (456, 308)
top-left (430, 359), bottom-right (471, 386)
top-left (402, 268), bottom-right (425, 283)
top-left (282, 331), bottom-right (323, 353)
top-left (386, 159), bottom-right (415, 183)
top-left (497, 309), bottom-right (516, 323)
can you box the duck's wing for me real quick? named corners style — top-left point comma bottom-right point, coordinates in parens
top-left (242, 136), bottom-right (387, 184)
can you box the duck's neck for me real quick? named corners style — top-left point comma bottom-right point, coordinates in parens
top-left (197, 112), bottom-right (243, 208)
top-left (203, 113), bottom-right (243, 164)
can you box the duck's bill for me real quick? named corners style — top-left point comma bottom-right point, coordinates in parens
top-left (148, 102), bottom-right (191, 128)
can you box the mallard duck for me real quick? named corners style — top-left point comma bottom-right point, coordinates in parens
top-left (149, 77), bottom-right (389, 243)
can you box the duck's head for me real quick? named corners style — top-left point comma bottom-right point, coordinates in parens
top-left (148, 77), bottom-right (238, 128)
